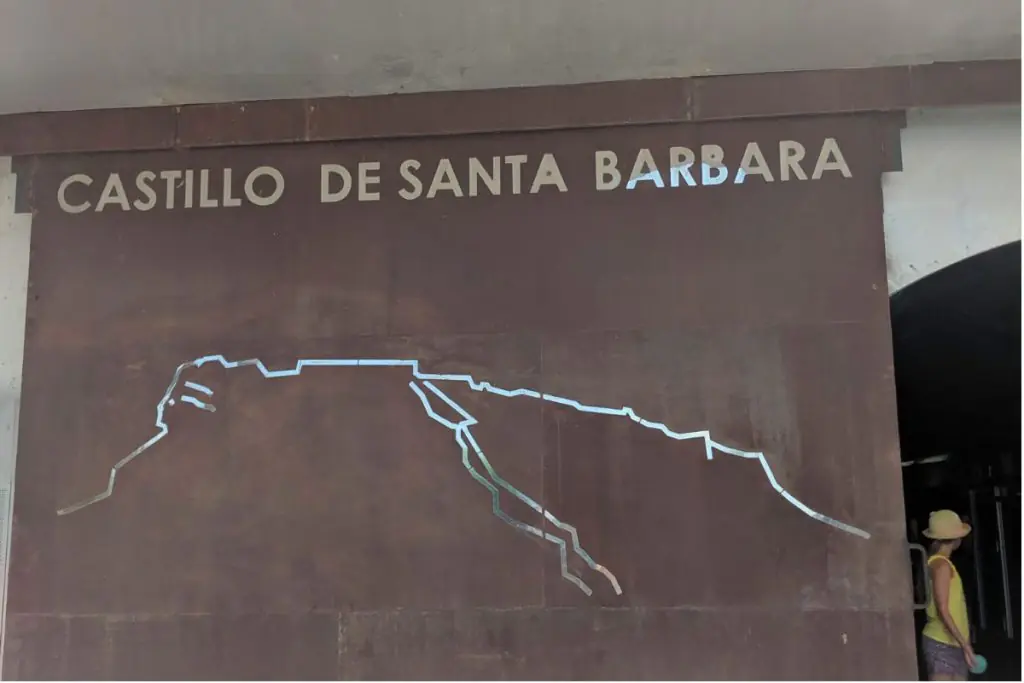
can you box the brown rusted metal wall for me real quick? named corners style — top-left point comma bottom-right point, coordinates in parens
top-left (6, 113), bottom-right (914, 679)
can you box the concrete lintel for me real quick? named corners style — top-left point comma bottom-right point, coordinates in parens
top-left (0, 60), bottom-right (1018, 157)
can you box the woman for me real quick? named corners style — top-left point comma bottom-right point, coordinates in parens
top-left (921, 509), bottom-right (976, 680)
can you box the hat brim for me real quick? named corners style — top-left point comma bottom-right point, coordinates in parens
top-left (923, 523), bottom-right (972, 540)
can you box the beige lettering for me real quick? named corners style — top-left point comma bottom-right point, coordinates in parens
top-left (595, 151), bottom-right (621, 191)
top-left (57, 174), bottom-right (92, 213)
top-left (469, 157), bottom-right (501, 197)
top-left (504, 155), bottom-right (528, 195)
top-left (426, 159), bottom-right (464, 198)
top-left (779, 141), bottom-right (808, 181)
top-left (199, 169), bottom-right (218, 208)
top-left (812, 138), bottom-right (852, 179)
top-left (626, 148), bottom-right (664, 189)
top-left (159, 170), bottom-right (181, 209)
top-left (669, 147), bottom-right (697, 187)
top-left (133, 171), bottom-right (157, 211)
top-left (183, 169), bottom-right (194, 209)
top-left (244, 166), bottom-right (284, 207)
top-left (222, 169), bottom-right (242, 207)
top-left (530, 153), bottom-right (568, 194)
top-left (320, 164), bottom-right (353, 203)
top-left (399, 159), bottom-right (423, 200)
top-left (738, 142), bottom-right (774, 183)
top-left (96, 173), bottom-right (130, 212)
top-left (358, 161), bottom-right (381, 201)
top-left (700, 145), bottom-right (727, 185)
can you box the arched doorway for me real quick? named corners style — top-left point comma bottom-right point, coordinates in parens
top-left (893, 241), bottom-right (1021, 680)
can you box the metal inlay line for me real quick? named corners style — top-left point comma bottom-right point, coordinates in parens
top-left (55, 355), bottom-right (871, 596)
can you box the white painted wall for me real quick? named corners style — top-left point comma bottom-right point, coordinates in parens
top-left (883, 106), bottom-right (1022, 293)
top-left (0, 0), bottom-right (1019, 114)
top-left (0, 157), bottom-right (31, 677)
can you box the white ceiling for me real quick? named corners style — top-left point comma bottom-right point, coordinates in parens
top-left (0, 0), bottom-right (1020, 115)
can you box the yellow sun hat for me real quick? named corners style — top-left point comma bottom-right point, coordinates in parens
top-left (923, 509), bottom-right (971, 540)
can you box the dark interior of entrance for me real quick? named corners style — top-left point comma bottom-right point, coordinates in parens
top-left (892, 241), bottom-right (1021, 680)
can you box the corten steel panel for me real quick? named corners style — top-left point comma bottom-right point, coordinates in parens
top-left (7, 114), bottom-right (914, 679)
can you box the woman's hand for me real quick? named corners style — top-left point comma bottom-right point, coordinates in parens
top-left (963, 645), bottom-right (978, 671)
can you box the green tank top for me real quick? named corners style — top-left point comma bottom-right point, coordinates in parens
top-left (923, 554), bottom-right (969, 647)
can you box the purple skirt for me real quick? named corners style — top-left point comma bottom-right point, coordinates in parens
top-left (922, 636), bottom-right (969, 679)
